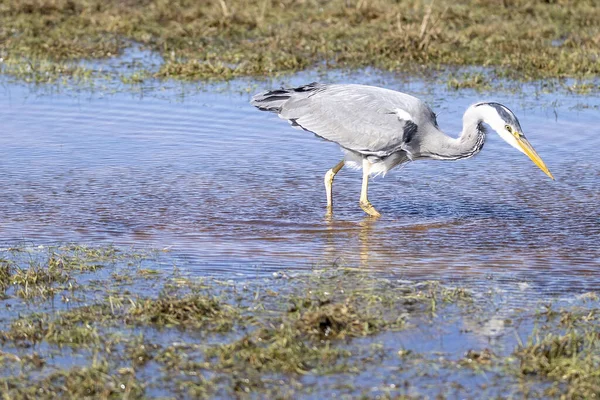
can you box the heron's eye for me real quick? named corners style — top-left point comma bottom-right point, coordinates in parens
top-left (505, 125), bottom-right (512, 133)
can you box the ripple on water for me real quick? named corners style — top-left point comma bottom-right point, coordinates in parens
top-left (0, 76), bottom-right (599, 301)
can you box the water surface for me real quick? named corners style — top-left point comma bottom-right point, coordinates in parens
top-left (1, 73), bottom-right (599, 300)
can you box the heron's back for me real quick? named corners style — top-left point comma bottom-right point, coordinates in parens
top-left (251, 83), bottom-right (426, 116)
top-left (252, 83), bottom-right (437, 159)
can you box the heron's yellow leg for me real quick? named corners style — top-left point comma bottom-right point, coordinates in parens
top-left (324, 160), bottom-right (345, 214)
top-left (359, 159), bottom-right (381, 218)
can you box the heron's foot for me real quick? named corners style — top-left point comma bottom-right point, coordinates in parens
top-left (359, 200), bottom-right (381, 218)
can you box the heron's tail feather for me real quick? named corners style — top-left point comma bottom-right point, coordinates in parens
top-left (250, 90), bottom-right (292, 112)
top-left (250, 82), bottom-right (325, 113)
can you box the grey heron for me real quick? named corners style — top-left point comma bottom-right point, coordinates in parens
top-left (251, 83), bottom-right (553, 217)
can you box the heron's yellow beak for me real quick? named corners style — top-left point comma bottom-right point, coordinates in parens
top-left (516, 135), bottom-right (554, 180)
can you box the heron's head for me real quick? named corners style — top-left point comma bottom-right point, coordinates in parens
top-left (474, 102), bottom-right (554, 180)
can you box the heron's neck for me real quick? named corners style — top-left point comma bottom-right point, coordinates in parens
top-left (457, 105), bottom-right (487, 158)
top-left (431, 105), bottom-right (487, 160)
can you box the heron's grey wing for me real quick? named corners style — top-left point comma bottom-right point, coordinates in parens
top-left (278, 84), bottom-right (422, 158)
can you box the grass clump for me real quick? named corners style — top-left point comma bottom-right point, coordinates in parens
top-left (126, 293), bottom-right (238, 331)
top-left (206, 326), bottom-right (352, 375)
top-left (48, 245), bottom-right (119, 272)
top-left (447, 72), bottom-right (492, 91)
top-left (291, 297), bottom-right (399, 340)
top-left (0, 261), bottom-right (12, 292)
top-left (515, 329), bottom-right (600, 398)
top-left (296, 301), bottom-right (381, 339)
top-left (0, 245), bottom-right (142, 300)
top-left (205, 276), bottom-right (443, 379)
top-left (1, 305), bottom-right (109, 347)
top-left (0, 57), bottom-right (97, 85)
top-left (1, 292), bottom-right (237, 347)
top-left (9, 260), bottom-right (72, 300)
top-left (125, 337), bottom-right (161, 367)
top-left (0, 362), bottom-right (144, 399)
top-left (11, 262), bottom-right (71, 287)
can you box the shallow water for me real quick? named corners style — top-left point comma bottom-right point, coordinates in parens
top-left (1, 72), bottom-right (599, 300)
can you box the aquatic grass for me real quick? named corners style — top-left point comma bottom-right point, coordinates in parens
top-left (7, 246), bottom-right (113, 296)
top-left (126, 293), bottom-right (238, 331)
top-left (1, 314), bottom-right (49, 346)
top-left (458, 348), bottom-right (495, 369)
top-left (53, 245), bottom-right (118, 268)
top-left (0, 245), bottom-right (150, 300)
top-left (125, 336), bottom-right (161, 367)
top-left (0, 351), bottom-right (45, 370)
top-left (0, 261), bottom-right (12, 292)
top-left (2, 305), bottom-right (109, 347)
top-left (1, 292), bottom-right (238, 347)
top-left (206, 325), bottom-right (353, 375)
top-left (515, 328), bottom-right (600, 398)
top-left (1, 245), bottom-right (599, 398)
top-left (447, 72), bottom-right (492, 91)
top-left (0, 57), bottom-right (97, 84)
top-left (564, 81), bottom-right (600, 95)
top-left (10, 261), bottom-right (71, 287)
top-left (9, 260), bottom-right (72, 300)
top-left (203, 275), bottom-right (460, 380)
top-left (435, 285), bottom-right (474, 312)
top-left (205, 293), bottom-right (396, 376)
top-left (296, 301), bottom-right (384, 339)
top-left (1, 0), bottom-right (599, 85)
top-left (289, 293), bottom-right (411, 340)
top-left (0, 362), bottom-right (145, 399)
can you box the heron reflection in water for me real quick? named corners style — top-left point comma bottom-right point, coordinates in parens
top-left (252, 83), bottom-right (553, 217)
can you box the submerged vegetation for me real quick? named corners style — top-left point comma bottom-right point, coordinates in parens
top-left (0, 245), bottom-right (597, 398)
top-left (0, 0), bottom-right (599, 85)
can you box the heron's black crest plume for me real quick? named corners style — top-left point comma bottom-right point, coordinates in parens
top-left (476, 102), bottom-right (522, 130)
